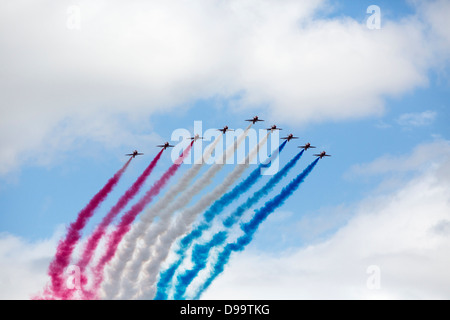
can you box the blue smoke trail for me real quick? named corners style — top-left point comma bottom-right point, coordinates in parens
top-left (223, 149), bottom-right (304, 228)
top-left (192, 158), bottom-right (319, 300)
top-left (173, 148), bottom-right (306, 299)
top-left (154, 140), bottom-right (287, 299)
top-left (174, 231), bottom-right (227, 298)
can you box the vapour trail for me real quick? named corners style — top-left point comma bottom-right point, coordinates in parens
top-left (172, 148), bottom-right (305, 299)
top-left (115, 125), bottom-right (253, 299)
top-left (63, 150), bottom-right (163, 299)
top-left (154, 140), bottom-right (288, 299)
top-left (43, 158), bottom-right (131, 299)
top-left (192, 158), bottom-right (320, 300)
top-left (101, 135), bottom-right (222, 299)
top-left (131, 127), bottom-right (264, 300)
top-left (85, 142), bottom-right (193, 299)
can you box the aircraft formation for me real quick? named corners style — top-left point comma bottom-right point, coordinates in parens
top-left (43, 115), bottom-right (329, 301)
top-left (126, 116), bottom-right (331, 159)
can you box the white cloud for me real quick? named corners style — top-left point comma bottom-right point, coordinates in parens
top-left (347, 139), bottom-right (450, 177)
top-left (200, 141), bottom-right (450, 299)
top-left (0, 0), bottom-right (448, 175)
top-left (0, 223), bottom-right (118, 300)
top-left (0, 232), bottom-right (58, 299)
top-left (417, 0), bottom-right (450, 58)
top-left (397, 110), bottom-right (437, 127)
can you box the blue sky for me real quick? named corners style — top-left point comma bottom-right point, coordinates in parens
top-left (1, 0), bottom-right (449, 299)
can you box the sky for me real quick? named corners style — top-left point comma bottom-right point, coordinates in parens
top-left (0, 0), bottom-right (449, 299)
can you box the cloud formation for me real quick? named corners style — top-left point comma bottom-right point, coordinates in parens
top-left (347, 139), bottom-right (450, 177)
top-left (200, 140), bottom-right (450, 299)
top-left (0, 232), bottom-right (58, 299)
top-left (1, 0), bottom-right (449, 175)
top-left (397, 110), bottom-right (437, 127)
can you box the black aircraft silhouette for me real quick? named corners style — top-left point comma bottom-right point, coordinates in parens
top-left (298, 143), bottom-right (316, 151)
top-left (245, 116), bottom-right (264, 124)
top-left (313, 151), bottom-right (331, 159)
top-left (266, 125), bottom-right (282, 131)
top-left (126, 150), bottom-right (144, 158)
top-left (217, 126), bottom-right (234, 134)
top-left (157, 142), bottom-right (175, 150)
top-left (281, 134), bottom-right (299, 142)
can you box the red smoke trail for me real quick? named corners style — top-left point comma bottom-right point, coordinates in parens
top-left (85, 141), bottom-right (194, 299)
top-left (61, 150), bottom-right (163, 299)
top-left (44, 158), bottom-right (132, 299)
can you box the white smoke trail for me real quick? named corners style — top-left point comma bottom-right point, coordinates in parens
top-left (114, 124), bottom-right (253, 299)
top-left (133, 131), bottom-right (270, 299)
top-left (100, 135), bottom-right (222, 299)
